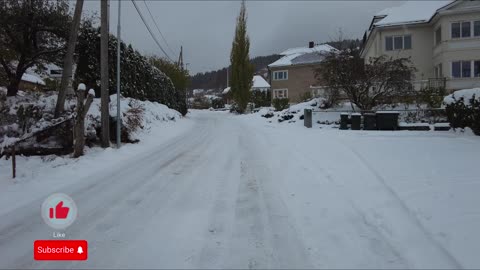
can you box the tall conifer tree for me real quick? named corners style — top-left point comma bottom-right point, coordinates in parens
top-left (230, 0), bottom-right (254, 113)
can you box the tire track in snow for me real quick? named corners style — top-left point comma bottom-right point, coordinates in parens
top-left (336, 138), bottom-right (463, 269)
top-left (225, 125), bottom-right (313, 269)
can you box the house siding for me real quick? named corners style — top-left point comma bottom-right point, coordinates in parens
top-left (433, 11), bottom-right (480, 90)
top-left (363, 25), bottom-right (435, 80)
top-left (270, 64), bottom-right (323, 103)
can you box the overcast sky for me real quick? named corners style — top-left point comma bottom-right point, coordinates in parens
top-left (82, 0), bottom-right (404, 74)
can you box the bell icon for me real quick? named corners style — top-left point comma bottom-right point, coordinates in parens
top-left (77, 246), bottom-right (83, 254)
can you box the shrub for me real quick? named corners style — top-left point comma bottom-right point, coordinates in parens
top-left (445, 94), bottom-right (480, 135)
top-left (124, 100), bottom-right (145, 134)
top-left (250, 90), bottom-right (271, 108)
top-left (211, 98), bottom-right (225, 109)
top-left (273, 98), bottom-right (289, 111)
top-left (299, 91), bottom-right (312, 102)
top-left (418, 86), bottom-right (447, 108)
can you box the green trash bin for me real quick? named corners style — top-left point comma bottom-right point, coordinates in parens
top-left (340, 113), bottom-right (349, 130)
top-left (351, 113), bottom-right (361, 130)
top-left (376, 111), bottom-right (399, 130)
top-left (363, 113), bottom-right (376, 130)
top-left (304, 109), bottom-right (312, 128)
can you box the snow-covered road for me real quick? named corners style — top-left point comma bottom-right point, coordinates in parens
top-left (1, 110), bottom-right (479, 269)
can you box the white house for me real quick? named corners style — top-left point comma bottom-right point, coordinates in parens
top-left (361, 0), bottom-right (480, 91)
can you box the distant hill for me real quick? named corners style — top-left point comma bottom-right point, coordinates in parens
top-left (189, 54), bottom-right (281, 91)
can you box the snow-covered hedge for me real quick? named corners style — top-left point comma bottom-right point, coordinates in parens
top-left (443, 88), bottom-right (480, 135)
top-left (75, 21), bottom-right (183, 112)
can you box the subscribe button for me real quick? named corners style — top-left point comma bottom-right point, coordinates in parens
top-left (34, 240), bottom-right (88, 261)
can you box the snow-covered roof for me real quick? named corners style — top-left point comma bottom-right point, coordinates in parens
top-left (374, 1), bottom-right (454, 27)
top-left (193, 89), bottom-right (205, 95)
top-left (252, 75), bottom-right (270, 89)
top-left (222, 87), bottom-right (231, 94)
top-left (279, 44), bottom-right (336, 56)
top-left (21, 73), bottom-right (46, 86)
top-left (269, 44), bottom-right (336, 68)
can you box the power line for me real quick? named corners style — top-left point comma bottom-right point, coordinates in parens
top-left (142, 0), bottom-right (177, 57)
top-left (131, 0), bottom-right (173, 61)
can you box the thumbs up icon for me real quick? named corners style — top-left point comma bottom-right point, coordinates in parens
top-left (49, 201), bottom-right (70, 219)
top-left (77, 246), bottom-right (84, 254)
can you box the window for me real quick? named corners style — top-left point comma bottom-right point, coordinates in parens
top-left (385, 37), bottom-right (393, 51)
top-left (452, 61), bottom-right (472, 78)
top-left (475, 21), bottom-right (480, 36)
top-left (462, 21), bottom-right (471, 38)
top-left (394, 36), bottom-right (403, 49)
top-left (451, 22), bottom-right (461, 38)
top-left (452, 61), bottom-right (461, 78)
top-left (385, 35), bottom-right (411, 51)
top-left (273, 89), bottom-right (288, 99)
top-left (474, 61), bottom-right (480, 77)
top-left (404, 35), bottom-right (412, 49)
top-left (452, 21), bottom-right (475, 38)
top-left (435, 27), bottom-right (442, 45)
top-left (462, 61), bottom-right (471, 77)
top-left (273, 71), bottom-right (288, 81)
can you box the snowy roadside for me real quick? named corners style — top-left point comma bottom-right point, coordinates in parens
top-left (237, 111), bottom-right (480, 268)
top-left (0, 108), bottom-right (194, 216)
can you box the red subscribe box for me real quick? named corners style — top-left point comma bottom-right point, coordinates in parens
top-left (34, 240), bottom-right (88, 261)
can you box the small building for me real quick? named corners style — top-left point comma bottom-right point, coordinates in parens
top-left (19, 73), bottom-right (46, 91)
top-left (251, 75), bottom-right (270, 92)
top-left (268, 42), bottom-right (337, 103)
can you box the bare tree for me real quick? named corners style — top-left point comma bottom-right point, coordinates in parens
top-left (0, 0), bottom-right (70, 96)
top-left (318, 48), bottom-right (416, 111)
top-left (55, 0), bottom-right (84, 118)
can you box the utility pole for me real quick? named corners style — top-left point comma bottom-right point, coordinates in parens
top-left (100, 0), bottom-right (110, 148)
top-left (177, 46), bottom-right (184, 70)
top-left (54, 0), bottom-right (84, 118)
top-left (185, 62), bottom-right (190, 109)
top-left (116, 0), bottom-right (121, 148)
top-left (226, 66), bottom-right (229, 88)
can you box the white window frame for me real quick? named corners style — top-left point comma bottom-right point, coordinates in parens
top-left (450, 20), bottom-right (480, 39)
top-left (451, 60), bottom-right (473, 78)
top-left (273, 70), bottom-right (288, 81)
top-left (385, 35), bottom-right (412, 51)
top-left (273, 89), bottom-right (288, 99)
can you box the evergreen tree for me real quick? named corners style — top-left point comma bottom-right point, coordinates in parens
top-left (149, 56), bottom-right (189, 115)
top-left (230, 0), bottom-right (254, 113)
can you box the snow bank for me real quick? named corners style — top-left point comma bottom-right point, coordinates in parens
top-left (444, 88), bottom-right (480, 106)
top-left (84, 94), bottom-right (181, 141)
top-left (1, 89), bottom-right (183, 148)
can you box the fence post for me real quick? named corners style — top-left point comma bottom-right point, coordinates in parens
top-left (12, 145), bottom-right (16, 179)
top-left (304, 109), bottom-right (312, 128)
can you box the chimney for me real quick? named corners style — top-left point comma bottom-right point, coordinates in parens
top-left (308, 41), bottom-right (315, 48)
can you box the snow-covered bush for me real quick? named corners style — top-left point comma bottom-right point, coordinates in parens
top-left (444, 88), bottom-right (480, 135)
